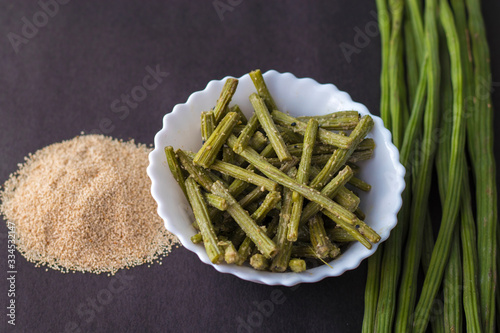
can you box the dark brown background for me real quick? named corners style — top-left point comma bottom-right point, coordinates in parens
top-left (1, 1), bottom-right (499, 332)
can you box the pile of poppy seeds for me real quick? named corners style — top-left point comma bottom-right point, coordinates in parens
top-left (0, 134), bottom-right (179, 275)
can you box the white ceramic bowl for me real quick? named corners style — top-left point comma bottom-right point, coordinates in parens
top-left (147, 70), bottom-right (405, 286)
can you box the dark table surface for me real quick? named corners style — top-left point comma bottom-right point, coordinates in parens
top-left (1, 1), bottom-right (499, 332)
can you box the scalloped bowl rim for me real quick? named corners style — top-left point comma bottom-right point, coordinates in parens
top-left (147, 70), bottom-right (405, 286)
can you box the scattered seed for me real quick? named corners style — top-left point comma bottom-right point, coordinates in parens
top-left (0, 134), bottom-right (180, 275)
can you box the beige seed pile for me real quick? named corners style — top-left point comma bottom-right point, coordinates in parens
top-left (1, 134), bottom-right (179, 275)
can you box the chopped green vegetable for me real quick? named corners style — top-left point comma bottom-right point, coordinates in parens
top-left (200, 111), bottom-right (215, 143)
top-left (209, 159), bottom-right (278, 192)
top-left (212, 78), bottom-right (238, 123)
top-left (164, 146), bottom-right (187, 198)
top-left (271, 110), bottom-right (352, 149)
top-left (288, 258), bottom-right (307, 273)
top-left (270, 169), bottom-right (296, 272)
top-left (250, 93), bottom-right (292, 162)
top-left (203, 193), bottom-right (228, 211)
top-left (211, 181), bottom-right (278, 259)
top-left (185, 177), bottom-right (223, 264)
top-left (249, 69), bottom-right (278, 111)
top-left (167, 73), bottom-right (377, 272)
top-left (297, 111), bottom-right (360, 130)
top-left (250, 253), bottom-right (269, 271)
top-left (309, 214), bottom-right (338, 258)
top-left (194, 111), bottom-right (240, 168)
top-left (288, 119), bottom-right (318, 241)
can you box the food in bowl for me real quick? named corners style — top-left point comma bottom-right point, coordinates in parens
top-left (163, 69), bottom-right (380, 272)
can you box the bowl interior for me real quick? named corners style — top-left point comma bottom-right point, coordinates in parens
top-left (148, 70), bottom-right (405, 286)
